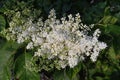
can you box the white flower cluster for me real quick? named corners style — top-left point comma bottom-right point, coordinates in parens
top-left (4, 9), bottom-right (107, 68)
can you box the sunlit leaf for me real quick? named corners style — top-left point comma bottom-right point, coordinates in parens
top-left (102, 16), bottom-right (118, 24)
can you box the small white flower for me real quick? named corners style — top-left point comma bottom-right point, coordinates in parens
top-left (93, 29), bottom-right (101, 37)
top-left (26, 42), bottom-right (33, 49)
top-left (68, 56), bottom-right (78, 68)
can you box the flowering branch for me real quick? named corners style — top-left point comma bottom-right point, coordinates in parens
top-left (1, 9), bottom-right (107, 70)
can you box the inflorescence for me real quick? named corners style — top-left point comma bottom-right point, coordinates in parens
top-left (2, 9), bottom-right (107, 69)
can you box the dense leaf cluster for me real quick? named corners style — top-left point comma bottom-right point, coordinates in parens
top-left (0, 0), bottom-right (120, 80)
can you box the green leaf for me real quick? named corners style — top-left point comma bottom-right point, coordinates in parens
top-left (0, 7), bottom-right (6, 13)
top-left (102, 16), bottom-right (118, 24)
top-left (14, 51), bottom-right (40, 80)
top-left (113, 36), bottom-right (120, 54)
top-left (100, 15), bottom-right (118, 24)
top-left (53, 69), bottom-right (68, 80)
top-left (97, 2), bottom-right (107, 9)
top-left (106, 25), bottom-right (120, 35)
top-left (66, 63), bottom-right (81, 80)
top-left (110, 17), bottom-right (118, 24)
top-left (95, 76), bottom-right (103, 80)
top-left (108, 46), bottom-right (116, 60)
top-left (0, 15), bottom-right (6, 31)
top-left (104, 7), bottom-right (110, 16)
top-left (0, 40), bottom-right (19, 80)
top-left (0, 50), bottom-right (11, 80)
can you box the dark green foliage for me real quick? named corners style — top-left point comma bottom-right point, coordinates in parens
top-left (0, 0), bottom-right (120, 80)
